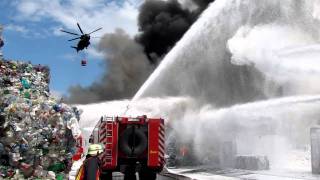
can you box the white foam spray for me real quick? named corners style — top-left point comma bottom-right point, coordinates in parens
top-left (78, 0), bottom-right (320, 174)
top-left (228, 25), bottom-right (320, 95)
top-left (78, 95), bottom-right (320, 172)
top-left (134, 0), bottom-right (320, 103)
top-left (77, 97), bottom-right (194, 149)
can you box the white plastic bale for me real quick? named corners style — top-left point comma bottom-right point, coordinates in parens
top-left (310, 127), bottom-right (320, 174)
top-left (235, 155), bottom-right (269, 170)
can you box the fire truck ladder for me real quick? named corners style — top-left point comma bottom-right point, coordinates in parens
top-left (103, 120), bottom-right (114, 166)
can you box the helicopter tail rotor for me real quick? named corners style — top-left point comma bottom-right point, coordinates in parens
top-left (71, 46), bottom-right (79, 52)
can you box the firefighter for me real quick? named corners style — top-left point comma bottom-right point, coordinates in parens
top-left (75, 144), bottom-right (104, 180)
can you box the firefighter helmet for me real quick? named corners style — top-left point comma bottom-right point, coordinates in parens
top-left (88, 144), bottom-right (104, 155)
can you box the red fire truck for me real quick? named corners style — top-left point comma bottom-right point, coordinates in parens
top-left (90, 115), bottom-right (165, 180)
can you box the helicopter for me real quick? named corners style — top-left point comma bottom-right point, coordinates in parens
top-left (0, 25), bottom-right (4, 48)
top-left (60, 23), bottom-right (102, 52)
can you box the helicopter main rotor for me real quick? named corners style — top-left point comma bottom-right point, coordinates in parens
top-left (60, 23), bottom-right (102, 42)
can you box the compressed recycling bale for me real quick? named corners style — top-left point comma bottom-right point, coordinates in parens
top-left (0, 59), bottom-right (82, 178)
top-left (219, 141), bottom-right (237, 168)
top-left (311, 127), bottom-right (320, 174)
top-left (235, 155), bottom-right (269, 170)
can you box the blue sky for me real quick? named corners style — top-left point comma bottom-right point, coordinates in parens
top-left (0, 0), bottom-right (142, 97)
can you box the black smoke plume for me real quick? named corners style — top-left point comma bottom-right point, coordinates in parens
top-left (66, 0), bottom-right (214, 103)
top-left (136, 0), bottom-right (214, 64)
top-left (66, 29), bottom-right (153, 104)
top-left (192, 0), bottom-right (215, 11)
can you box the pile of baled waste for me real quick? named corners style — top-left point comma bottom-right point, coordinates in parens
top-left (0, 60), bottom-right (82, 179)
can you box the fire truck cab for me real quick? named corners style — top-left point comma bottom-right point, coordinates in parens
top-left (91, 115), bottom-right (165, 180)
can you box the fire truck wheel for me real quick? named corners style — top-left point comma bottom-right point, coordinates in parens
top-left (124, 173), bottom-right (136, 180)
top-left (124, 167), bottom-right (137, 180)
top-left (119, 128), bottom-right (147, 156)
top-left (100, 171), bottom-right (112, 179)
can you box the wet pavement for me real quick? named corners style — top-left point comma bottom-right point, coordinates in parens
top-left (110, 171), bottom-right (192, 180)
top-left (167, 166), bottom-right (320, 180)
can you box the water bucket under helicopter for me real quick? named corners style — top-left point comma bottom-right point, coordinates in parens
top-left (80, 51), bottom-right (87, 66)
top-left (81, 59), bottom-right (87, 66)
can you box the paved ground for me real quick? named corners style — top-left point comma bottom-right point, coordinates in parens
top-left (69, 160), bottom-right (190, 180)
top-left (70, 159), bottom-right (320, 180)
top-left (110, 172), bottom-right (191, 180)
top-left (168, 166), bottom-right (320, 180)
